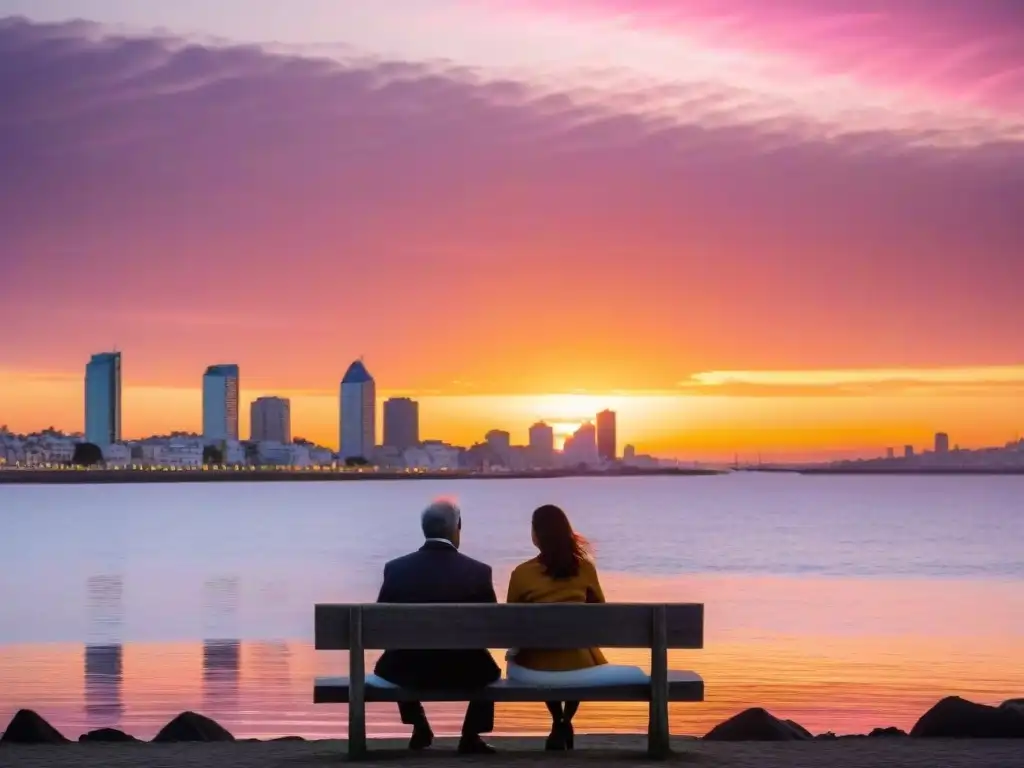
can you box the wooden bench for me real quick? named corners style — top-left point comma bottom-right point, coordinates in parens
top-left (313, 602), bottom-right (704, 758)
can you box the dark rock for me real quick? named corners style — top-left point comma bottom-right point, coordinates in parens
top-left (869, 726), bottom-right (907, 738)
top-left (1003, 699), bottom-right (1024, 713)
top-left (785, 719), bottom-right (812, 738)
top-left (271, 736), bottom-right (306, 741)
top-left (815, 731), bottom-right (839, 740)
top-left (152, 712), bottom-right (234, 743)
top-left (0, 710), bottom-right (69, 745)
top-left (911, 696), bottom-right (1024, 738)
top-left (703, 708), bottom-right (812, 741)
top-left (79, 728), bottom-right (138, 743)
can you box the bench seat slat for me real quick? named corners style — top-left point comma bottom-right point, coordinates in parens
top-left (313, 671), bottom-right (704, 703)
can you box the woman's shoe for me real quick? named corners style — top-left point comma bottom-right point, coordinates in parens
top-left (544, 724), bottom-right (567, 751)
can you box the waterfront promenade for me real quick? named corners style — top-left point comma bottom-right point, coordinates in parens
top-left (0, 466), bottom-right (723, 484)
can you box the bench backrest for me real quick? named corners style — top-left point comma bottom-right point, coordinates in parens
top-left (315, 603), bottom-right (703, 650)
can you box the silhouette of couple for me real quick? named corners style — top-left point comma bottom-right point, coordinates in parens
top-left (370, 500), bottom-right (647, 754)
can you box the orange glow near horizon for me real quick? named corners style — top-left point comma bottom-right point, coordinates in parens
top-left (1, 365), bottom-right (1023, 460)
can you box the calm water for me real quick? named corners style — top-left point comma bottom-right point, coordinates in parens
top-left (2, 474), bottom-right (1023, 739)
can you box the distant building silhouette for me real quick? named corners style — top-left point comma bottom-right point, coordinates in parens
top-left (886, 447), bottom-right (895, 459)
top-left (904, 445), bottom-right (915, 458)
top-left (596, 410), bottom-right (617, 461)
top-left (84, 575), bottom-right (124, 724)
top-left (383, 398), bottom-right (419, 450)
top-left (84, 352), bottom-right (121, 445)
top-left (340, 360), bottom-right (375, 460)
top-left (935, 432), bottom-right (950, 454)
top-left (203, 364), bottom-right (240, 444)
top-left (564, 422), bottom-right (598, 466)
top-left (250, 397), bottom-right (291, 443)
top-left (528, 422), bottom-right (554, 466)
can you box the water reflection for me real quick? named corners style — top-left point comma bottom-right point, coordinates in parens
top-left (202, 578), bottom-right (240, 723)
top-left (84, 575), bottom-right (123, 726)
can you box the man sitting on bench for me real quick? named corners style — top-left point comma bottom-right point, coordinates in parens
top-left (371, 500), bottom-right (501, 754)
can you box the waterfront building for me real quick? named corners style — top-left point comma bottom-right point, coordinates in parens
top-left (340, 360), bottom-right (375, 460)
top-left (85, 352), bottom-right (121, 446)
top-left (250, 397), bottom-right (291, 443)
top-left (563, 421), bottom-right (599, 466)
top-left (202, 364), bottom-right (240, 444)
top-left (528, 421), bottom-right (555, 466)
top-left (596, 409), bottom-right (617, 461)
top-left (383, 397), bottom-right (419, 450)
top-left (934, 432), bottom-right (950, 454)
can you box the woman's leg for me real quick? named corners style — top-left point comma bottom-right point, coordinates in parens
top-left (544, 702), bottom-right (566, 750)
top-left (562, 702), bottom-right (579, 749)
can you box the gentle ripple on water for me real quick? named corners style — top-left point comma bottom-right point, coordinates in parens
top-left (1, 474), bottom-right (1023, 738)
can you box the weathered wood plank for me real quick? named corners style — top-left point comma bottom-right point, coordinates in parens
top-left (314, 603), bottom-right (703, 650)
top-left (313, 672), bottom-right (704, 703)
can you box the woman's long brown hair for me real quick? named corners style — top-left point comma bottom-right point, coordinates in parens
top-left (532, 504), bottom-right (592, 579)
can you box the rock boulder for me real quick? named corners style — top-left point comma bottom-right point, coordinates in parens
top-left (911, 696), bottom-right (1024, 738)
top-left (869, 726), bottom-right (907, 738)
top-left (0, 710), bottom-right (69, 744)
top-left (79, 728), bottom-right (138, 743)
top-left (704, 708), bottom-right (812, 741)
top-left (153, 712), bottom-right (234, 743)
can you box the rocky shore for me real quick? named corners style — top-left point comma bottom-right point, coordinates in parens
top-left (3, 696), bottom-right (1023, 767)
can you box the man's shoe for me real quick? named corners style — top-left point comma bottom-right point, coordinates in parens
top-left (409, 723), bottom-right (434, 750)
top-left (457, 735), bottom-right (496, 754)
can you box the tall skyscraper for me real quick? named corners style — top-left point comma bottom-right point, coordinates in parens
top-left (565, 421), bottom-right (598, 465)
top-left (85, 352), bottom-right (121, 445)
top-left (202, 364), bottom-right (240, 444)
top-left (383, 397), bottom-right (419, 450)
top-left (596, 409), bottom-right (617, 461)
top-left (340, 360), bottom-right (375, 460)
top-left (250, 397), bottom-right (291, 443)
top-left (935, 432), bottom-right (950, 454)
top-left (528, 421), bottom-right (555, 466)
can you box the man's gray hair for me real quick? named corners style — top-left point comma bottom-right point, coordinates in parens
top-left (421, 499), bottom-right (461, 540)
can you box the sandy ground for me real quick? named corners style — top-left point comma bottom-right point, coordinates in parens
top-left (3, 735), bottom-right (1024, 768)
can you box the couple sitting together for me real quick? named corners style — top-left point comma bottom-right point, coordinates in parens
top-left (369, 500), bottom-right (646, 754)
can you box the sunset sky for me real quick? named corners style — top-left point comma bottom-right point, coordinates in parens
top-left (1, 1), bottom-right (1023, 459)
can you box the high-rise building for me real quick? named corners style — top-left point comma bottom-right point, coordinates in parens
top-left (904, 445), bottom-right (915, 458)
top-left (485, 429), bottom-right (511, 453)
top-left (383, 398), bottom-right (419, 450)
top-left (564, 421), bottom-right (598, 465)
top-left (596, 409), bottom-right (617, 461)
top-left (340, 360), bottom-right (375, 460)
top-left (250, 397), bottom-right (291, 443)
top-left (85, 352), bottom-right (121, 445)
top-left (528, 421), bottom-right (555, 464)
top-left (202, 364), bottom-right (240, 444)
top-left (934, 432), bottom-right (950, 454)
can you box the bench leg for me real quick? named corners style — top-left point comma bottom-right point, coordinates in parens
top-left (348, 607), bottom-right (367, 759)
top-left (647, 605), bottom-right (671, 759)
top-left (647, 699), bottom-right (670, 759)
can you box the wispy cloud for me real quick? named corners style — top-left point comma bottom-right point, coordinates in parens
top-left (679, 366), bottom-right (1024, 397)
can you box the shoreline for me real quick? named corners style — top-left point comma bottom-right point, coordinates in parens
top-left (0, 467), bottom-right (723, 485)
top-left (4, 736), bottom-right (1024, 768)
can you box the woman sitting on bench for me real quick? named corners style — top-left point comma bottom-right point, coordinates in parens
top-left (506, 504), bottom-right (647, 750)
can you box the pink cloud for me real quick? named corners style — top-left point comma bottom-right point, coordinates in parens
top-left (0, 17), bottom-right (1022, 395)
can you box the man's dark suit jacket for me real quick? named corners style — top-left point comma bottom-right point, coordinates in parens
top-left (373, 540), bottom-right (501, 689)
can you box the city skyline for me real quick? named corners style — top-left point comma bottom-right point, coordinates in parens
top-left (5, 349), bottom-right (1024, 461)
top-left (1, 5), bottom-right (1023, 460)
